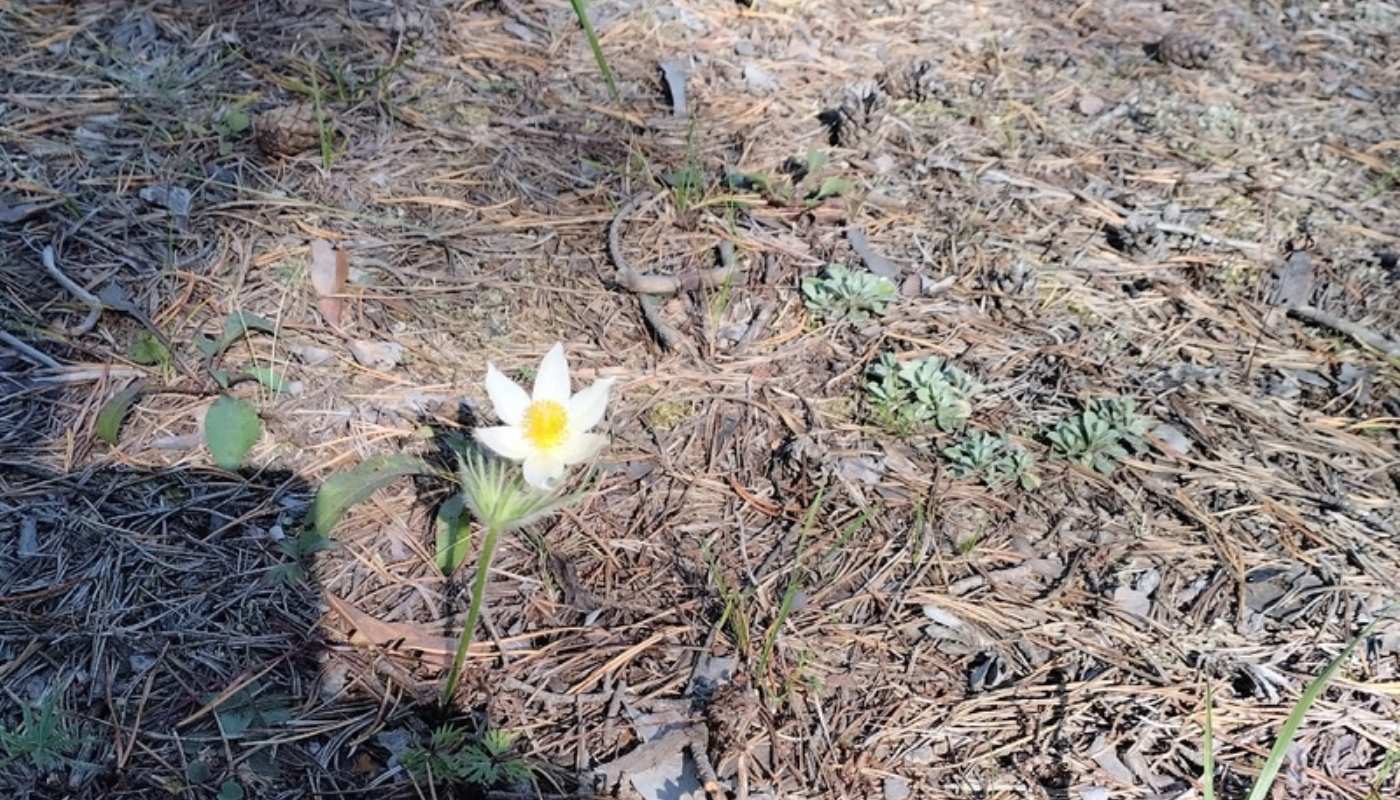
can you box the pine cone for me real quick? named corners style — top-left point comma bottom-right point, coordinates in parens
top-left (820, 80), bottom-right (886, 148)
top-left (878, 59), bottom-right (944, 103)
top-left (254, 103), bottom-right (324, 157)
top-left (1155, 31), bottom-right (1215, 69)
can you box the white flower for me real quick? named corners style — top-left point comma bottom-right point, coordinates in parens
top-left (474, 343), bottom-right (613, 490)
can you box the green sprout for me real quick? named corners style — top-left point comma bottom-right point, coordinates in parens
top-left (942, 432), bottom-right (1042, 491)
top-left (404, 726), bottom-right (533, 789)
top-left (866, 352), bottom-right (980, 433)
top-left (1045, 398), bottom-right (1149, 474)
top-left (802, 265), bottom-right (897, 322)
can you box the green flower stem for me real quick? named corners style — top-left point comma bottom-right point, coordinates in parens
top-left (440, 520), bottom-right (503, 707)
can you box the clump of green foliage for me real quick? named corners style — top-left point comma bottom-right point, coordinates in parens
top-left (866, 353), bottom-right (980, 434)
top-left (942, 431), bottom-right (1042, 490)
top-left (0, 691), bottom-right (78, 770)
top-left (1045, 397), bottom-right (1148, 474)
top-left (803, 265), bottom-right (897, 322)
top-left (403, 726), bottom-right (532, 789)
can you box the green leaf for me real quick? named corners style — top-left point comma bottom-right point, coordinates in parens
top-left (204, 396), bottom-right (261, 469)
top-left (211, 369), bottom-right (231, 389)
top-left (217, 709), bottom-right (252, 738)
top-left (810, 176), bottom-right (854, 201)
top-left (309, 454), bottom-right (433, 536)
top-left (221, 108), bottom-right (250, 136)
top-left (435, 494), bottom-right (471, 575)
top-left (203, 312), bottom-right (279, 359)
top-left (1244, 619), bottom-right (1384, 800)
top-left (246, 366), bottom-right (290, 393)
top-left (186, 759), bottom-right (211, 784)
top-left (96, 382), bottom-right (145, 445)
top-left (216, 780), bottom-right (245, 800)
top-left (129, 332), bottom-right (170, 366)
top-left (219, 312), bottom-right (277, 352)
top-left (1202, 684), bottom-right (1216, 800)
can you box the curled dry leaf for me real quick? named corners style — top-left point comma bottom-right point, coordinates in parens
top-left (308, 239), bottom-right (349, 327)
top-left (325, 593), bottom-right (455, 669)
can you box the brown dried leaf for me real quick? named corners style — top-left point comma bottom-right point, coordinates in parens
top-left (325, 592), bottom-right (454, 669)
top-left (308, 239), bottom-right (348, 326)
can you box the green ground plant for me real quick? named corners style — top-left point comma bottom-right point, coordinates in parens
top-left (1045, 397), bottom-right (1148, 474)
top-left (942, 430), bottom-right (1041, 490)
top-left (403, 726), bottom-right (533, 790)
top-left (0, 690), bottom-right (79, 771)
top-left (803, 265), bottom-right (897, 322)
top-left (866, 352), bottom-right (980, 434)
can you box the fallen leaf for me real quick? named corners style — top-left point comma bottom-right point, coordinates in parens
top-left (349, 340), bottom-right (403, 370)
top-left (325, 593), bottom-right (455, 669)
top-left (309, 240), bottom-right (348, 326)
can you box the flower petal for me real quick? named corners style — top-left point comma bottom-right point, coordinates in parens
top-left (522, 454), bottom-right (565, 490)
top-left (485, 364), bottom-right (531, 425)
top-left (474, 426), bottom-right (532, 461)
top-left (532, 342), bottom-right (570, 404)
top-left (557, 432), bottom-right (607, 465)
top-left (567, 378), bottom-right (614, 433)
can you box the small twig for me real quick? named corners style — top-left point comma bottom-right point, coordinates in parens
top-left (638, 294), bottom-right (687, 352)
top-left (40, 245), bottom-right (102, 335)
top-left (499, 676), bottom-right (614, 706)
top-left (621, 265), bottom-right (741, 296)
top-left (732, 302), bottom-right (773, 355)
top-left (609, 193), bottom-right (742, 295)
top-left (688, 737), bottom-right (725, 800)
top-left (1289, 304), bottom-right (1400, 357)
top-left (0, 330), bottom-right (61, 369)
top-left (1154, 221), bottom-right (1264, 254)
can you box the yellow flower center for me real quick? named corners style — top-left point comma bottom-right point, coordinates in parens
top-left (522, 400), bottom-right (568, 451)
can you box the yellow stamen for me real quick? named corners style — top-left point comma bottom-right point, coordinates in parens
top-left (522, 400), bottom-right (568, 451)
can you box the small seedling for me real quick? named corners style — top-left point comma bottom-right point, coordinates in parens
top-left (866, 352), bottom-right (979, 433)
top-left (942, 430), bottom-right (1002, 478)
top-left (942, 431), bottom-right (1041, 490)
top-left (0, 691), bottom-right (77, 770)
top-left (403, 726), bottom-right (533, 789)
top-left (803, 265), bottom-right (897, 322)
top-left (1045, 398), bottom-right (1149, 474)
top-left (266, 529), bottom-right (333, 585)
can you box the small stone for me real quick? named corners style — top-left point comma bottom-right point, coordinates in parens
top-left (289, 344), bottom-right (336, 366)
top-left (1077, 93), bottom-right (1105, 116)
top-left (903, 746), bottom-right (935, 765)
top-left (734, 39), bottom-right (757, 57)
top-left (138, 185), bottom-right (193, 219)
top-left (1149, 423), bottom-right (1191, 456)
top-left (743, 62), bottom-right (779, 94)
top-left (348, 340), bottom-right (403, 371)
top-left (884, 776), bottom-right (912, 800)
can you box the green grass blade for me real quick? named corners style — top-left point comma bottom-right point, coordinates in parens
top-left (1202, 683), bottom-right (1216, 800)
top-left (1244, 619), bottom-right (1381, 800)
top-left (568, 0), bottom-right (620, 102)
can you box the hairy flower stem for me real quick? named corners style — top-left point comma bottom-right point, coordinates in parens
top-left (440, 521), bottom-right (503, 707)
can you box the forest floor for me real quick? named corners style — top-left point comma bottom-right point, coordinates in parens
top-left (2, 1), bottom-right (1399, 798)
